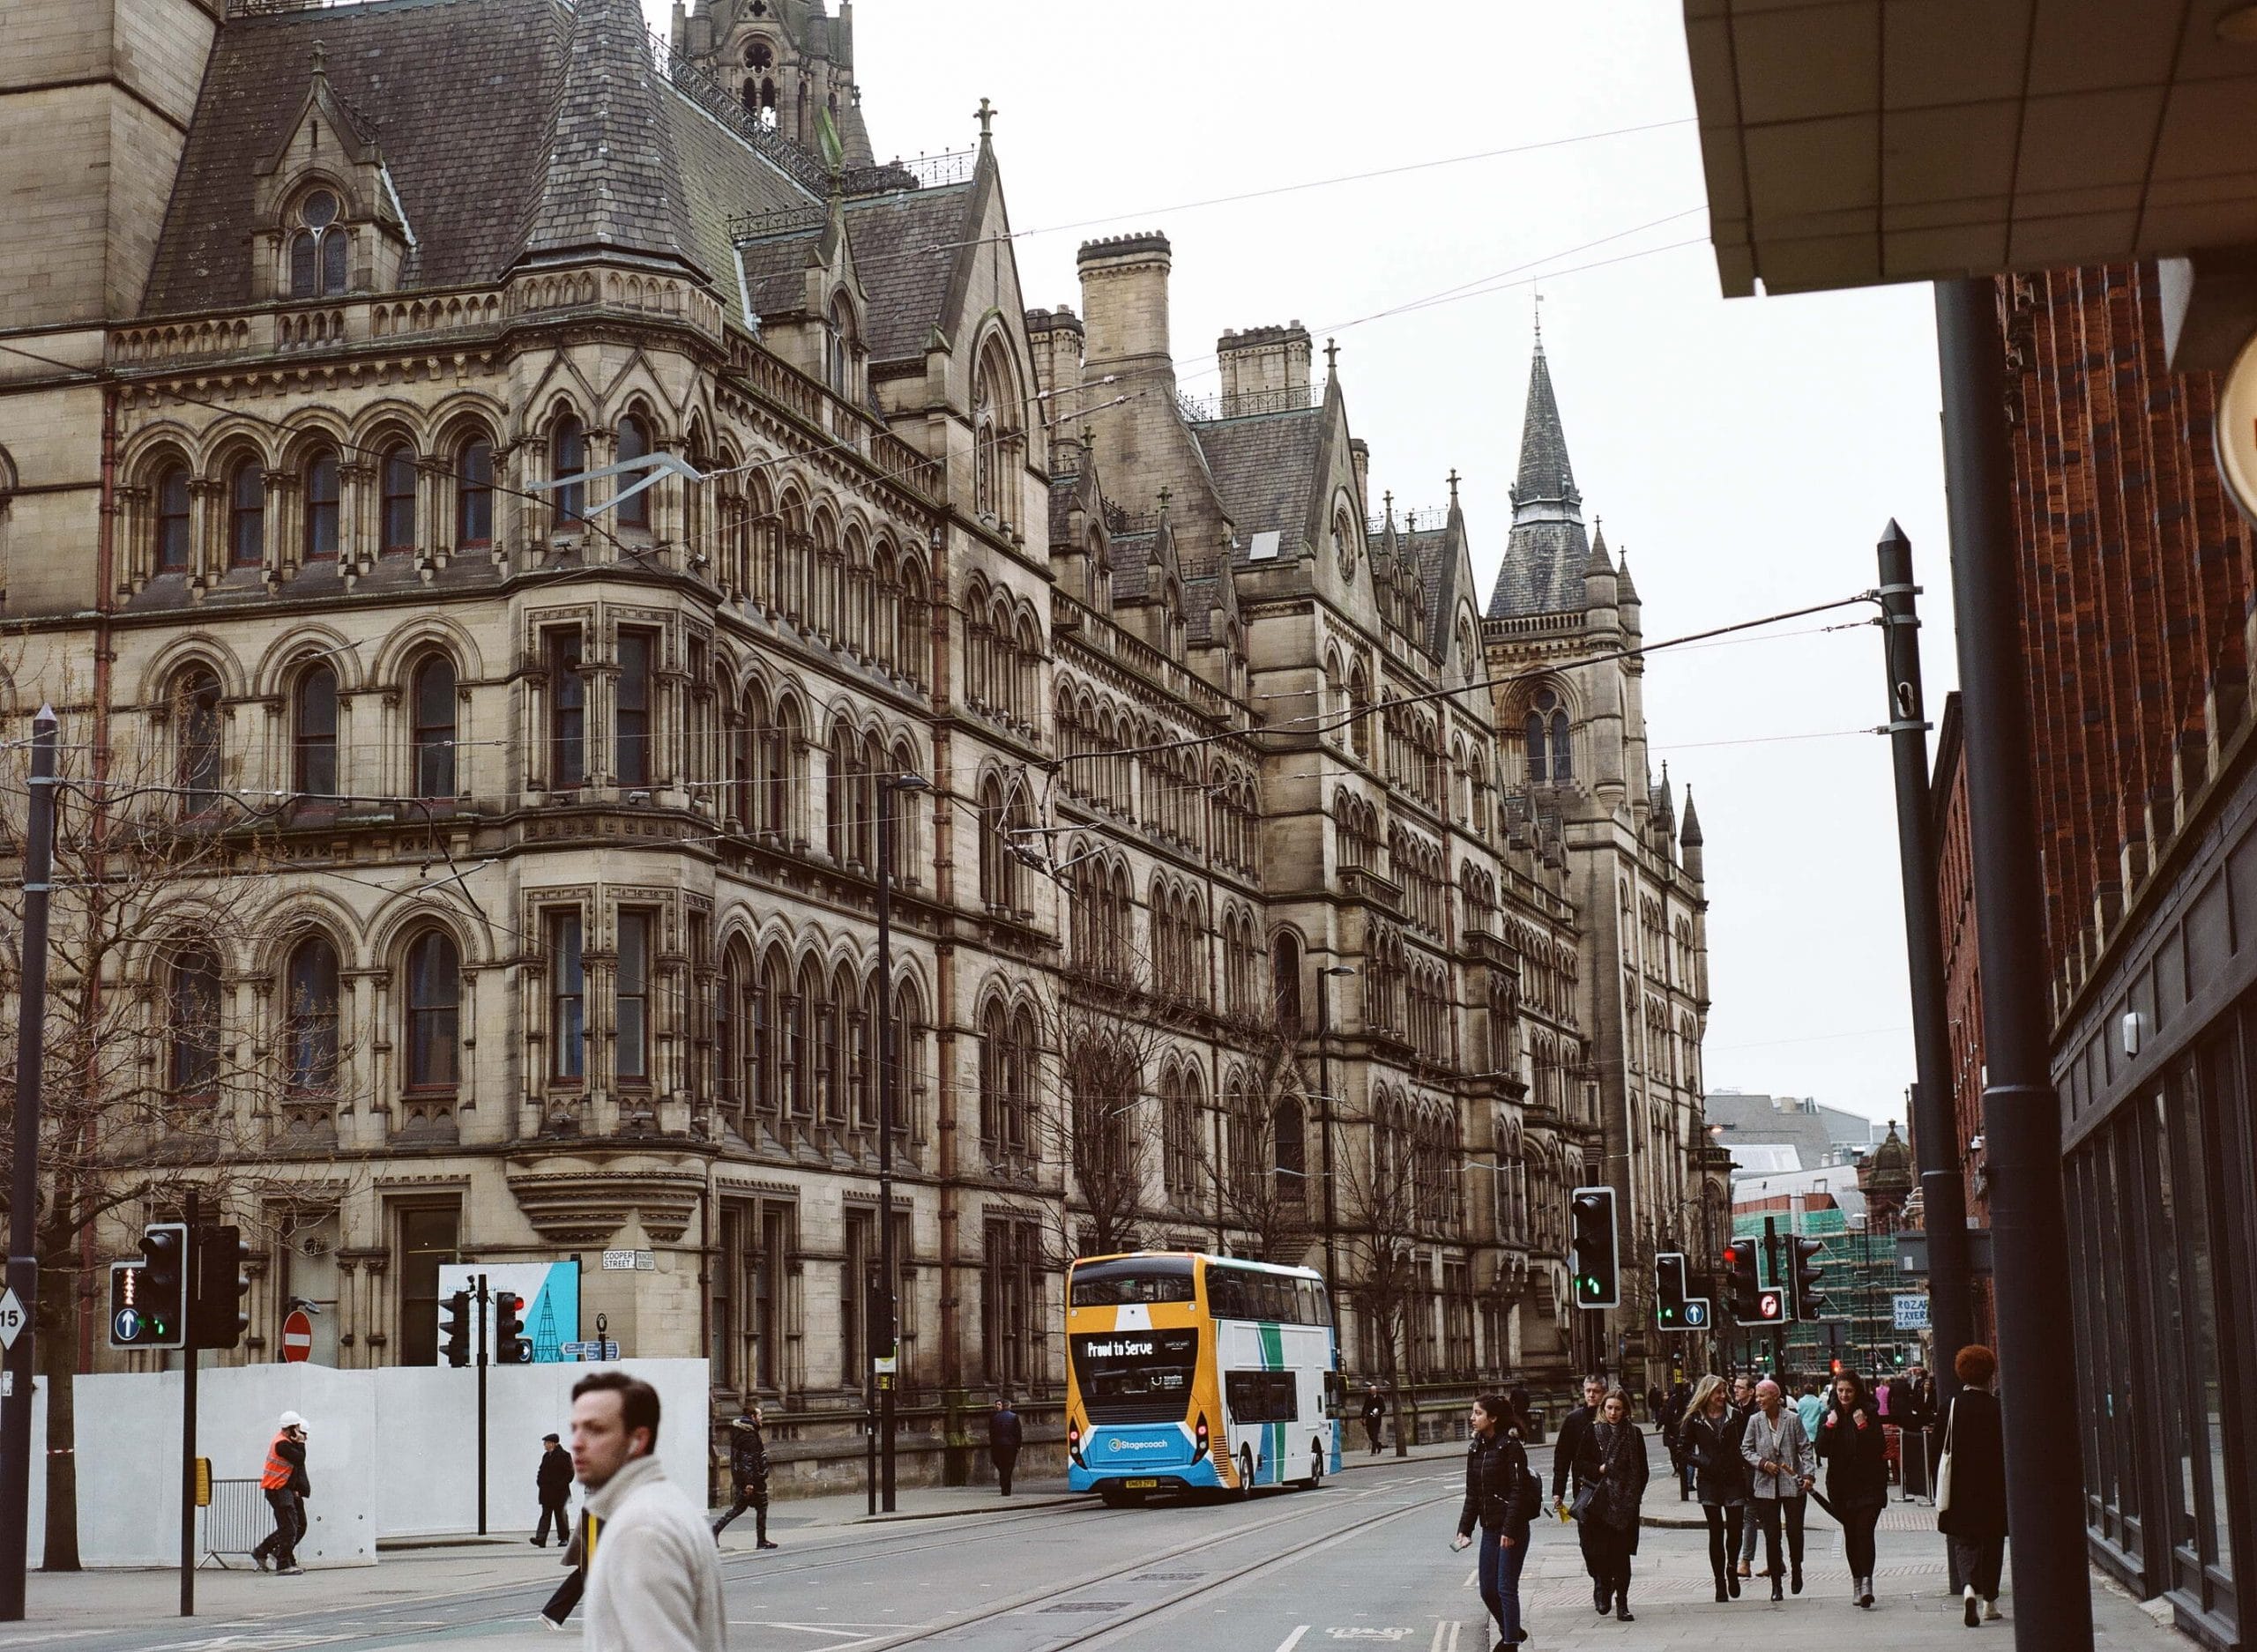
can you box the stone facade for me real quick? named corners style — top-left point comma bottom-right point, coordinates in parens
top-left (0, 0), bottom-right (1711, 1490)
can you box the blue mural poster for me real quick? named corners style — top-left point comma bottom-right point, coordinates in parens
top-left (436, 1260), bottom-right (582, 1362)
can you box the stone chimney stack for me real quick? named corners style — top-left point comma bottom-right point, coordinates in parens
top-left (1350, 438), bottom-right (1372, 510)
top-left (1024, 305), bottom-right (1085, 406)
top-left (1217, 322), bottom-right (1312, 412)
top-left (1077, 233), bottom-right (1174, 367)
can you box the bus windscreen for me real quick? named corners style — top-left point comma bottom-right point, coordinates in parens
top-left (1070, 1328), bottom-right (1199, 1422)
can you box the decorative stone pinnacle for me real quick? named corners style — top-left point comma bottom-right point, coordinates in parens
top-left (975, 97), bottom-right (996, 144)
top-left (1324, 338), bottom-right (1339, 372)
top-left (312, 39), bottom-right (327, 78)
top-left (1447, 468), bottom-right (1461, 504)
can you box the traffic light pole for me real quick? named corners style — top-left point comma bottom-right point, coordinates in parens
top-left (0, 707), bottom-right (56, 1622)
top-left (179, 1188), bottom-right (198, 1618)
top-left (1874, 522), bottom-right (1977, 1418)
top-left (475, 1275), bottom-right (488, 1537)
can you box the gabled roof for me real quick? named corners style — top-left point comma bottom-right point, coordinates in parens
top-left (843, 182), bottom-right (980, 363)
top-left (1190, 406), bottom-right (1327, 554)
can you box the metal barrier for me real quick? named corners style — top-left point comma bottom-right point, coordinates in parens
top-left (201, 1478), bottom-right (269, 1569)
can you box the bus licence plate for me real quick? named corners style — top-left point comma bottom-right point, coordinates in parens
top-left (1121, 1478), bottom-right (1159, 1490)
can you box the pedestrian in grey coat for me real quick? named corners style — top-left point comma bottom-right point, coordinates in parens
top-left (1740, 1378), bottom-right (1816, 1600)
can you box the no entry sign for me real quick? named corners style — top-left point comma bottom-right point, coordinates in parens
top-left (280, 1307), bottom-right (314, 1363)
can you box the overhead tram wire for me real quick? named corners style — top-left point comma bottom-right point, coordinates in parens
top-left (1043, 590), bottom-right (1885, 778)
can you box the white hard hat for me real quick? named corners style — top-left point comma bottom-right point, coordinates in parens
top-left (279, 1410), bottom-right (308, 1431)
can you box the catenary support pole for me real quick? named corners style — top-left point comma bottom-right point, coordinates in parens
top-left (875, 787), bottom-right (898, 1515)
top-left (181, 1187), bottom-right (198, 1617)
top-left (0, 707), bottom-right (56, 1622)
top-left (1873, 521), bottom-right (1978, 1416)
top-left (1934, 276), bottom-right (2094, 1652)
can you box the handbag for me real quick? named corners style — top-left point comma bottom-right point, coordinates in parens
top-left (1568, 1482), bottom-right (1599, 1522)
top-left (1933, 1399), bottom-right (1958, 1518)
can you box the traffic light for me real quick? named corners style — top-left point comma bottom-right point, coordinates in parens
top-left (1568, 1186), bottom-right (1619, 1309)
top-left (494, 1291), bottom-right (530, 1365)
top-left (109, 1222), bottom-right (190, 1350)
top-left (1787, 1235), bottom-right (1829, 1321)
top-left (441, 1287), bottom-right (473, 1368)
top-left (1654, 1252), bottom-right (1689, 1328)
top-left (1723, 1239), bottom-right (1760, 1321)
top-left (190, 1224), bottom-right (251, 1351)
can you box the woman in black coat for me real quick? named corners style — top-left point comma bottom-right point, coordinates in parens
top-left (1814, 1370), bottom-right (1890, 1608)
top-left (1574, 1388), bottom-right (1650, 1622)
top-left (1938, 1344), bottom-right (2009, 1627)
top-left (1451, 1393), bottom-right (1534, 1648)
top-left (1680, 1373), bottom-right (1749, 1601)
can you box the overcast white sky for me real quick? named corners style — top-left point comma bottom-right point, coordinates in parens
top-left (648, 0), bottom-right (1956, 1125)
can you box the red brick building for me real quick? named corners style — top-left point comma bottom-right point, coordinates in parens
top-left (1928, 264), bottom-right (2257, 1641)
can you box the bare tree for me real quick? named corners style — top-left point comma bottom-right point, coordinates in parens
top-left (1203, 1015), bottom-right (1317, 1265)
top-left (0, 697), bottom-right (360, 1566)
top-left (1333, 1090), bottom-right (1429, 1458)
top-left (999, 958), bottom-right (1190, 1270)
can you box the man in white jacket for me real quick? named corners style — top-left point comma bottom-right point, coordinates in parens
top-left (570, 1372), bottom-right (726, 1652)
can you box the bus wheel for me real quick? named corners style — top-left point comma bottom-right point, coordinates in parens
top-left (1234, 1446), bottom-right (1256, 1499)
top-left (1300, 1442), bottom-right (1324, 1490)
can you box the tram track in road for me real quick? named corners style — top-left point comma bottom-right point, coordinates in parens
top-left (837, 1472), bottom-right (1459, 1652)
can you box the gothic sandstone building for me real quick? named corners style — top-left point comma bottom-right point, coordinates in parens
top-left (0, 0), bottom-right (1712, 1486)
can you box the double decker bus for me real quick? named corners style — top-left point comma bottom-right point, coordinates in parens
top-left (1065, 1251), bottom-right (1342, 1504)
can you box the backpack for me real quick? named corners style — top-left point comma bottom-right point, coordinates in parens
top-left (1511, 1463), bottom-right (1543, 1522)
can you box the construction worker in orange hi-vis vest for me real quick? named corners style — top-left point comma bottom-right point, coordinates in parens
top-left (250, 1410), bottom-right (311, 1575)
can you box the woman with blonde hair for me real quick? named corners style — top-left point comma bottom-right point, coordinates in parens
top-left (1680, 1373), bottom-right (1749, 1602)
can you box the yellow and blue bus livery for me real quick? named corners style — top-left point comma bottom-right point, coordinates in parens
top-left (1065, 1252), bottom-right (1342, 1502)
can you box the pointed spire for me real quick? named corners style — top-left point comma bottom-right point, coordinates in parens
top-left (1509, 344), bottom-right (1582, 525)
top-left (1487, 336), bottom-right (1593, 619)
top-left (1586, 517), bottom-right (1613, 576)
top-left (1616, 549), bottom-right (1638, 602)
top-left (1680, 787), bottom-right (1703, 848)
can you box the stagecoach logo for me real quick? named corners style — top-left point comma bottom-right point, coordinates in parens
top-left (1081, 1338), bottom-right (1154, 1358)
top-left (1106, 1437), bottom-right (1168, 1453)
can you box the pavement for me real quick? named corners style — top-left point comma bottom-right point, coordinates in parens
top-left (0, 1434), bottom-right (2197, 1652)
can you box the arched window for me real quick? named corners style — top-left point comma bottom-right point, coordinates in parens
top-left (1271, 931), bottom-right (1303, 1032)
top-left (412, 655), bottom-right (458, 799)
top-left (1529, 688), bottom-right (1569, 784)
top-left (294, 664), bottom-right (338, 796)
top-left (406, 929), bottom-right (460, 1090)
top-left (972, 340), bottom-right (1016, 520)
top-left (615, 413), bottom-right (652, 529)
top-left (284, 935), bottom-right (340, 1093)
top-left (824, 295), bottom-right (855, 398)
top-left (303, 451), bottom-right (340, 560)
top-left (288, 189), bottom-right (348, 300)
top-left (176, 667), bottom-right (224, 810)
top-left (1274, 1098), bottom-right (1307, 1205)
top-left (228, 459), bottom-right (264, 568)
top-left (551, 414), bottom-right (586, 529)
top-left (456, 436), bottom-right (494, 547)
top-left (380, 443), bottom-right (417, 554)
top-left (1347, 663), bottom-right (1372, 761)
top-left (154, 464), bottom-right (192, 574)
top-left (168, 946), bottom-right (222, 1100)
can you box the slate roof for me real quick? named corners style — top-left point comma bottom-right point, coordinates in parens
top-left (843, 183), bottom-right (980, 362)
top-left (735, 228), bottom-right (826, 320)
top-left (1486, 344), bottom-right (1592, 620)
top-left (143, 0), bottom-right (823, 317)
top-left (517, 0), bottom-right (702, 274)
top-left (1189, 406), bottom-right (1325, 552)
top-left (1401, 510), bottom-right (1465, 656)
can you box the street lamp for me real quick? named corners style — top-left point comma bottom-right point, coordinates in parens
top-left (875, 770), bottom-right (928, 1516)
top-left (1315, 966), bottom-right (1355, 1311)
